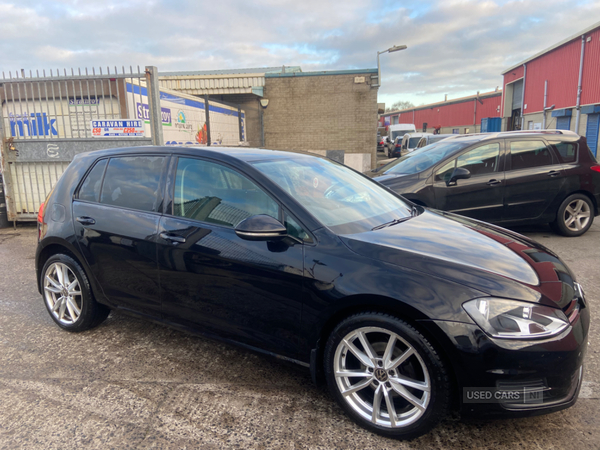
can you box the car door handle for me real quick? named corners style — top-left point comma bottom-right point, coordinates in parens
top-left (547, 170), bottom-right (560, 177)
top-left (160, 232), bottom-right (186, 244)
top-left (487, 179), bottom-right (502, 186)
top-left (76, 216), bottom-right (96, 226)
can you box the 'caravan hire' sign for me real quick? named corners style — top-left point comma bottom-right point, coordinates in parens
top-left (90, 120), bottom-right (145, 137)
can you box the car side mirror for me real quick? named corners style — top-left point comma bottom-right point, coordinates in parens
top-left (235, 214), bottom-right (287, 241)
top-left (447, 167), bottom-right (471, 186)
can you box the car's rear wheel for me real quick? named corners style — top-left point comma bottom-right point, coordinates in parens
top-left (551, 194), bottom-right (594, 237)
top-left (41, 254), bottom-right (110, 331)
top-left (324, 312), bottom-right (450, 440)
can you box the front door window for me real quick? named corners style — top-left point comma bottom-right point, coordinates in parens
top-left (173, 157), bottom-right (280, 226)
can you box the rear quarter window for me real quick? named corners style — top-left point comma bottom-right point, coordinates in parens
top-left (552, 142), bottom-right (578, 163)
top-left (78, 159), bottom-right (107, 202)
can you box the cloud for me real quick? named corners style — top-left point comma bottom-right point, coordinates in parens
top-left (0, 0), bottom-right (598, 105)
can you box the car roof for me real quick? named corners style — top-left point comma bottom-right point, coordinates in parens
top-left (405, 132), bottom-right (432, 138)
top-left (79, 145), bottom-right (323, 164)
top-left (442, 129), bottom-right (581, 143)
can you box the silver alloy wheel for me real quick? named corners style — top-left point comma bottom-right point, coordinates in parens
top-left (564, 199), bottom-right (591, 232)
top-left (334, 327), bottom-right (431, 428)
top-left (43, 262), bottom-right (83, 325)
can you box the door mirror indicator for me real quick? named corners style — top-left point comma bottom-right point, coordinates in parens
top-left (235, 214), bottom-right (287, 241)
top-left (447, 167), bottom-right (471, 186)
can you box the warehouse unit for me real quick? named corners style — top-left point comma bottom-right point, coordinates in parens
top-left (501, 20), bottom-right (600, 156)
top-left (379, 90), bottom-right (502, 135)
top-left (159, 67), bottom-right (301, 148)
top-left (162, 67), bottom-right (380, 170)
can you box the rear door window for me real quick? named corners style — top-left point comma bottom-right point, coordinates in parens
top-left (99, 156), bottom-right (165, 212)
top-left (509, 141), bottom-right (554, 170)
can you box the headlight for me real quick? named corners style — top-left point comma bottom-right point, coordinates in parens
top-left (463, 298), bottom-right (570, 340)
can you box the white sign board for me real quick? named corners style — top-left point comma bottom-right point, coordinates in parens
top-left (126, 81), bottom-right (246, 146)
top-left (90, 120), bottom-right (145, 137)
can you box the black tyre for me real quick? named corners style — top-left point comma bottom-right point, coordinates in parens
top-left (40, 253), bottom-right (110, 331)
top-left (550, 194), bottom-right (594, 237)
top-left (324, 312), bottom-right (450, 440)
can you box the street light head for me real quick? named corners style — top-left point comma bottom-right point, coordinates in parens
top-left (388, 45), bottom-right (407, 53)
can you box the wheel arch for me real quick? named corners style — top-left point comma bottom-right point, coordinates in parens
top-left (310, 294), bottom-right (460, 408)
top-left (554, 190), bottom-right (598, 218)
top-left (573, 190), bottom-right (598, 216)
top-left (36, 239), bottom-right (102, 301)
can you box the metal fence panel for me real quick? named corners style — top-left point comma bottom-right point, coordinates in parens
top-left (9, 161), bottom-right (69, 218)
top-left (0, 67), bottom-right (154, 222)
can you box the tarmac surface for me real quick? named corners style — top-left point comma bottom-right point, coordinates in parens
top-left (0, 222), bottom-right (598, 449)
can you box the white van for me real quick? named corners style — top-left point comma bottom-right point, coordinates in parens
top-left (386, 124), bottom-right (416, 156)
top-left (401, 132), bottom-right (433, 155)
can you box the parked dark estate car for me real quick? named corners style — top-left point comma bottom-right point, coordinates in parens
top-left (36, 146), bottom-right (589, 439)
top-left (370, 130), bottom-right (600, 236)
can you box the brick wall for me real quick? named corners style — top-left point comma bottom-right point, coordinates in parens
top-left (263, 72), bottom-right (379, 168)
top-left (209, 94), bottom-right (262, 148)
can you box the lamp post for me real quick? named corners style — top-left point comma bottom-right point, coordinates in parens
top-left (376, 44), bottom-right (407, 88)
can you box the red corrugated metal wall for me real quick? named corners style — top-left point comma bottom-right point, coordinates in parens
top-left (524, 38), bottom-right (581, 112)
top-left (581, 28), bottom-right (600, 106)
top-left (502, 26), bottom-right (600, 114)
top-left (384, 94), bottom-right (501, 129)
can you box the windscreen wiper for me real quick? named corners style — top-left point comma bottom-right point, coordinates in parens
top-left (371, 216), bottom-right (411, 231)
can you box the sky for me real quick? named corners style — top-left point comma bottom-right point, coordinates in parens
top-left (0, 0), bottom-right (599, 107)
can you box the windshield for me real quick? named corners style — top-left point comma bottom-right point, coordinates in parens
top-left (408, 137), bottom-right (421, 148)
top-left (252, 157), bottom-right (413, 234)
top-left (382, 140), bottom-right (473, 175)
top-left (390, 130), bottom-right (409, 140)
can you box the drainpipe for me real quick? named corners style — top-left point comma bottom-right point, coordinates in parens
top-left (520, 64), bottom-right (526, 130)
top-left (543, 80), bottom-right (548, 129)
top-left (575, 35), bottom-right (586, 134)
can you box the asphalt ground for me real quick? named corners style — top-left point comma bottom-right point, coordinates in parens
top-left (0, 222), bottom-right (598, 449)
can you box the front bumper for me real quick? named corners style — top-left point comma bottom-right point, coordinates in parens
top-left (423, 300), bottom-right (589, 418)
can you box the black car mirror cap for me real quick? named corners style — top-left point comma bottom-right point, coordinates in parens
top-left (235, 214), bottom-right (288, 241)
top-left (447, 167), bottom-right (471, 186)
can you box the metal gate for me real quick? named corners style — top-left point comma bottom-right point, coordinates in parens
top-left (0, 67), bottom-right (159, 221)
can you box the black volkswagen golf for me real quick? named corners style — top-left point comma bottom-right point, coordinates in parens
top-left (36, 146), bottom-right (589, 440)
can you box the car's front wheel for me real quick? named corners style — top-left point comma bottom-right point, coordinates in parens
top-left (551, 194), bottom-right (594, 237)
top-left (324, 312), bottom-right (450, 440)
top-left (41, 254), bottom-right (110, 331)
